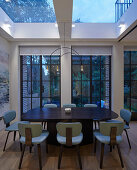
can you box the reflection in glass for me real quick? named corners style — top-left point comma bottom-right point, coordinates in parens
top-left (92, 81), bottom-right (100, 97)
top-left (82, 81), bottom-right (90, 97)
top-left (124, 65), bottom-right (130, 80)
top-left (72, 65), bottom-right (81, 80)
top-left (32, 98), bottom-right (40, 109)
top-left (131, 66), bottom-right (137, 80)
top-left (101, 81), bottom-right (109, 97)
top-left (92, 65), bottom-right (100, 80)
top-left (42, 82), bottom-right (50, 97)
top-left (131, 51), bottom-right (137, 64)
top-left (101, 65), bottom-right (109, 80)
top-left (82, 65), bottom-right (90, 80)
top-left (124, 51), bottom-right (130, 64)
top-left (73, 81), bottom-right (81, 96)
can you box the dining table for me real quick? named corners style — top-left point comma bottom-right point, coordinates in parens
top-left (21, 107), bottom-right (118, 145)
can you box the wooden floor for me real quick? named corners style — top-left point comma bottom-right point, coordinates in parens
top-left (0, 122), bottom-right (137, 170)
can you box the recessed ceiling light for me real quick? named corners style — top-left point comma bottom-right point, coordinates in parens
top-left (55, 23), bottom-right (58, 27)
top-left (72, 24), bottom-right (75, 28)
top-left (5, 0), bottom-right (11, 2)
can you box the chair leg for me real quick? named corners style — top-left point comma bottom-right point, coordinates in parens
top-left (29, 146), bottom-right (32, 153)
top-left (94, 121), bottom-right (97, 129)
top-left (18, 144), bottom-right (26, 169)
top-left (37, 144), bottom-right (42, 170)
top-left (13, 131), bottom-right (16, 141)
top-left (100, 143), bottom-right (104, 169)
top-left (117, 144), bottom-right (124, 168)
top-left (125, 129), bottom-right (131, 149)
top-left (3, 131), bottom-right (10, 151)
top-left (58, 145), bottom-right (63, 169)
top-left (46, 140), bottom-right (48, 153)
top-left (76, 145), bottom-right (82, 169)
top-left (20, 143), bottom-right (22, 152)
top-left (94, 138), bottom-right (97, 153)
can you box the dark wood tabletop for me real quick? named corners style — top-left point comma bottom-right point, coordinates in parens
top-left (21, 107), bottom-right (118, 122)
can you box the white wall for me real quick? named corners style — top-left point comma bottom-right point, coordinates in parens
top-left (112, 43), bottom-right (124, 117)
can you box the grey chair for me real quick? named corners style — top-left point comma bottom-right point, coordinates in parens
top-left (107, 109), bottom-right (132, 149)
top-left (43, 104), bottom-right (57, 129)
top-left (94, 121), bottom-right (124, 169)
top-left (56, 122), bottom-right (83, 169)
top-left (84, 104), bottom-right (98, 129)
top-left (18, 123), bottom-right (49, 170)
top-left (63, 104), bottom-right (76, 108)
top-left (2, 110), bottom-right (29, 151)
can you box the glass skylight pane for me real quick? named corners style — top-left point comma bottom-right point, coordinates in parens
top-left (73, 0), bottom-right (116, 23)
top-left (0, 0), bottom-right (56, 23)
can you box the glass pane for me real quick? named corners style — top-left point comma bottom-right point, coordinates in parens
top-left (131, 97), bottom-right (137, 112)
top-left (92, 56), bottom-right (100, 65)
top-left (131, 66), bottom-right (137, 80)
top-left (22, 55), bottom-right (31, 64)
top-left (72, 97), bottom-right (81, 107)
top-left (124, 65), bottom-right (130, 80)
top-left (92, 81), bottom-right (100, 97)
top-left (32, 65), bottom-right (40, 81)
top-left (82, 56), bottom-right (90, 64)
top-left (73, 81), bottom-right (81, 96)
top-left (101, 65), bottom-right (109, 80)
top-left (23, 98), bottom-right (31, 113)
top-left (51, 97), bottom-right (60, 107)
top-left (51, 80), bottom-right (60, 97)
top-left (92, 97), bottom-right (100, 107)
top-left (131, 51), bottom-right (137, 64)
top-left (51, 65), bottom-right (60, 79)
top-left (42, 56), bottom-right (50, 64)
top-left (42, 65), bottom-right (50, 81)
top-left (32, 55), bottom-right (40, 64)
top-left (72, 65), bottom-right (81, 80)
top-left (32, 81), bottom-right (40, 97)
top-left (101, 56), bottom-right (110, 65)
top-left (23, 65), bottom-right (31, 81)
top-left (92, 65), bottom-right (100, 80)
top-left (72, 56), bottom-right (81, 65)
top-left (42, 98), bottom-right (52, 106)
top-left (51, 56), bottom-right (60, 64)
top-left (82, 65), bottom-right (90, 81)
top-left (22, 82), bottom-right (31, 97)
top-left (32, 98), bottom-right (40, 109)
top-left (82, 97), bottom-right (90, 106)
top-left (82, 81), bottom-right (90, 97)
top-left (42, 82), bottom-right (50, 97)
top-left (124, 96), bottom-right (130, 110)
top-left (101, 81), bottom-right (110, 97)
top-left (124, 81), bottom-right (130, 96)
top-left (124, 51), bottom-right (130, 64)
top-left (101, 96), bottom-right (109, 109)
top-left (131, 81), bottom-right (137, 97)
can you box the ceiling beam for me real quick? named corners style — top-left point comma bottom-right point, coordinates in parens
top-left (53, 0), bottom-right (73, 40)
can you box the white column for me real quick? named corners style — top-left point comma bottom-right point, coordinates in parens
top-left (112, 43), bottom-right (124, 117)
top-left (61, 44), bottom-right (71, 107)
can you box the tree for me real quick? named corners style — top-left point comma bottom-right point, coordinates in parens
top-left (0, 0), bottom-right (56, 22)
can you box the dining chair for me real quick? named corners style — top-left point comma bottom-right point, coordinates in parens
top-left (84, 104), bottom-right (98, 129)
top-left (18, 123), bottom-right (49, 170)
top-left (2, 110), bottom-right (29, 151)
top-left (94, 121), bottom-right (124, 169)
top-left (107, 109), bottom-right (132, 149)
top-left (63, 104), bottom-right (76, 108)
top-left (43, 104), bottom-right (57, 129)
top-left (56, 122), bottom-right (83, 169)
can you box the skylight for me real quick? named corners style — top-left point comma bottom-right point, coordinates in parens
top-left (73, 0), bottom-right (116, 23)
top-left (0, 0), bottom-right (56, 23)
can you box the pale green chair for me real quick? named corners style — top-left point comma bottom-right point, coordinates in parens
top-left (84, 104), bottom-right (98, 129)
top-left (43, 104), bottom-right (57, 129)
top-left (107, 109), bottom-right (132, 149)
top-left (63, 104), bottom-right (76, 108)
top-left (2, 110), bottom-right (29, 151)
top-left (44, 104), bottom-right (57, 108)
top-left (94, 121), bottom-right (124, 169)
top-left (18, 123), bottom-right (49, 170)
top-left (56, 122), bottom-right (83, 169)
